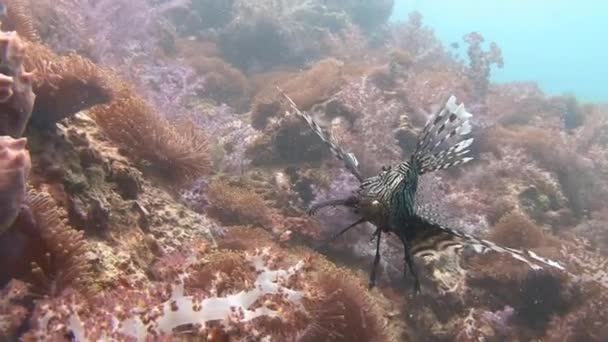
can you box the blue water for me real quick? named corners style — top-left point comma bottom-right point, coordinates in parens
top-left (391, 0), bottom-right (607, 103)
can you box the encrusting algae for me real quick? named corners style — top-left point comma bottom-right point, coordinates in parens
top-left (0, 1), bottom-right (607, 341)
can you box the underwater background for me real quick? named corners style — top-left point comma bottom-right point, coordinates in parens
top-left (393, 0), bottom-right (608, 102)
top-left (0, 0), bottom-right (606, 341)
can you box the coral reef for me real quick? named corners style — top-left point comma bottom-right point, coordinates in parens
top-left (0, 1), bottom-right (607, 341)
top-left (90, 85), bottom-right (211, 184)
top-left (24, 44), bottom-right (113, 126)
top-left (23, 227), bottom-right (402, 341)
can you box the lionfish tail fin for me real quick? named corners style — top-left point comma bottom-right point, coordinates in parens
top-left (412, 96), bottom-right (475, 175)
top-left (278, 88), bottom-right (363, 181)
top-left (409, 216), bottom-right (566, 272)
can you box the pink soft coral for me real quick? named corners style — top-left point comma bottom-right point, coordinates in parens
top-left (0, 136), bottom-right (30, 233)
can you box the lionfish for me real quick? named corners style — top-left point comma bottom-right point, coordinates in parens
top-left (280, 90), bottom-right (565, 293)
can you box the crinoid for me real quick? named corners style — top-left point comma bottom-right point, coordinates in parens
top-left (280, 90), bottom-right (565, 293)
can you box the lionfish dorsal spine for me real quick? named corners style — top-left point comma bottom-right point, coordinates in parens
top-left (412, 96), bottom-right (475, 175)
top-left (279, 88), bottom-right (363, 181)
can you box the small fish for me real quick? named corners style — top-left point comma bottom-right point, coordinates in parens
top-left (450, 42), bottom-right (460, 49)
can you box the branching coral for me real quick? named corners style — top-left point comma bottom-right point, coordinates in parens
top-left (90, 85), bottom-right (211, 184)
top-left (0, 29), bottom-right (35, 137)
top-left (0, 136), bottom-right (29, 233)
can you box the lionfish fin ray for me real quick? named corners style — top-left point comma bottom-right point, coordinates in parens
top-left (278, 88), bottom-right (362, 181)
top-left (412, 96), bottom-right (475, 175)
top-left (407, 216), bottom-right (565, 271)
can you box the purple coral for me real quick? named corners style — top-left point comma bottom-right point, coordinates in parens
top-left (0, 136), bottom-right (30, 233)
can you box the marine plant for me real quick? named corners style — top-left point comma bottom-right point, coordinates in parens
top-left (90, 84), bottom-right (211, 184)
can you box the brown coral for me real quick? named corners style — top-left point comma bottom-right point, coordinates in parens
top-left (0, 136), bottom-right (30, 233)
top-left (90, 85), bottom-right (210, 184)
top-left (489, 211), bottom-right (547, 250)
top-left (24, 42), bottom-right (112, 126)
top-left (187, 55), bottom-right (250, 109)
top-left (206, 178), bottom-right (273, 227)
top-left (0, 29), bottom-right (35, 137)
top-left (25, 190), bottom-right (93, 296)
top-left (0, 190), bottom-right (93, 298)
top-left (1, 0), bottom-right (39, 42)
top-left (300, 267), bottom-right (395, 342)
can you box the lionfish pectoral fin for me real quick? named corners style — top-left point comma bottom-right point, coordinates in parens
top-left (278, 87), bottom-right (363, 182)
top-left (408, 215), bottom-right (566, 272)
top-left (412, 95), bottom-right (475, 175)
top-left (308, 196), bottom-right (359, 216)
top-left (395, 227), bottom-right (422, 294)
top-left (369, 228), bottom-right (382, 289)
top-left (314, 218), bottom-right (366, 250)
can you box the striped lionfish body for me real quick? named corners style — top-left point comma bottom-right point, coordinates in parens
top-left (279, 89), bottom-right (564, 293)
